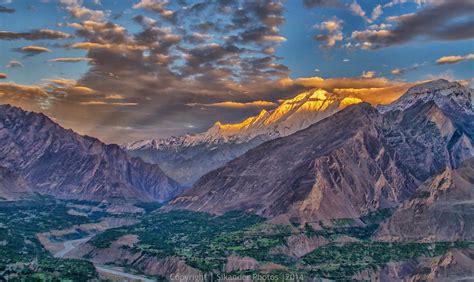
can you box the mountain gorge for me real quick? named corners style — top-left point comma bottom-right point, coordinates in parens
top-left (125, 89), bottom-right (363, 185)
top-left (0, 105), bottom-right (182, 202)
top-left (169, 80), bottom-right (474, 223)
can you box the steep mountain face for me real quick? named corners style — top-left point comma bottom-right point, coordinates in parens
top-left (125, 89), bottom-right (362, 185)
top-left (169, 80), bottom-right (474, 223)
top-left (376, 158), bottom-right (474, 242)
top-left (0, 166), bottom-right (32, 200)
top-left (0, 105), bottom-right (182, 202)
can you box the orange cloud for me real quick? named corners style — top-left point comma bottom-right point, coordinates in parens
top-left (80, 100), bottom-right (106, 105)
top-left (80, 101), bottom-right (138, 106)
top-left (279, 76), bottom-right (415, 105)
top-left (105, 94), bottom-right (125, 100)
top-left (44, 78), bottom-right (76, 87)
top-left (71, 86), bottom-right (95, 94)
top-left (436, 54), bottom-right (474, 65)
top-left (48, 57), bottom-right (93, 63)
top-left (188, 100), bottom-right (278, 109)
top-left (21, 45), bottom-right (51, 53)
top-left (69, 42), bottom-right (111, 50)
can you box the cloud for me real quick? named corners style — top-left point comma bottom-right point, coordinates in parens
top-left (112, 102), bottom-right (138, 106)
top-left (0, 82), bottom-right (49, 97)
top-left (384, 0), bottom-right (435, 8)
top-left (351, 0), bottom-right (474, 49)
top-left (0, 29), bottom-right (71, 40)
top-left (261, 35), bottom-right (287, 42)
top-left (132, 15), bottom-right (157, 27)
top-left (371, 5), bottom-right (383, 21)
top-left (44, 78), bottom-right (76, 87)
top-left (436, 53), bottom-right (474, 65)
top-left (385, 13), bottom-right (415, 23)
top-left (69, 42), bottom-right (111, 49)
top-left (281, 76), bottom-right (416, 105)
top-left (71, 86), bottom-right (95, 94)
top-left (5, 60), bottom-right (23, 68)
top-left (0, 73), bottom-right (7, 79)
top-left (0, 0), bottom-right (294, 143)
top-left (133, 0), bottom-right (176, 22)
top-left (391, 68), bottom-right (403, 75)
top-left (187, 100), bottom-right (278, 109)
top-left (59, 0), bottom-right (106, 21)
top-left (0, 82), bottom-right (51, 111)
top-left (19, 45), bottom-right (51, 55)
top-left (303, 0), bottom-right (342, 8)
top-left (0, 5), bottom-right (14, 13)
top-left (314, 18), bottom-right (343, 48)
top-left (48, 57), bottom-right (93, 63)
top-left (80, 100), bottom-right (107, 105)
top-left (350, 1), bottom-right (371, 23)
top-left (361, 71), bottom-right (375, 78)
top-left (80, 100), bottom-right (138, 106)
top-left (105, 94), bottom-right (125, 99)
top-left (390, 62), bottom-right (426, 75)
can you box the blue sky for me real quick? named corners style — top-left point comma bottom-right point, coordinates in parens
top-left (0, 0), bottom-right (473, 143)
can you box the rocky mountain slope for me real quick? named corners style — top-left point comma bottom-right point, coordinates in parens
top-left (0, 166), bottom-right (32, 200)
top-left (0, 104), bottom-right (182, 202)
top-left (379, 79), bottom-right (472, 113)
top-left (376, 158), bottom-right (474, 242)
top-left (169, 80), bottom-right (474, 223)
top-left (125, 89), bottom-right (362, 185)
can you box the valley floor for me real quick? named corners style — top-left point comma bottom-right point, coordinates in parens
top-left (1, 198), bottom-right (473, 281)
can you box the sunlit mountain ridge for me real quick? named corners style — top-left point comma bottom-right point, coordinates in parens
top-left (124, 89), bottom-right (363, 185)
top-left (126, 89), bottom-right (363, 150)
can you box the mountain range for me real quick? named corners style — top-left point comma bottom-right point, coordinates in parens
top-left (169, 79), bottom-right (474, 223)
top-left (1, 78), bottom-right (472, 224)
top-left (0, 105), bottom-right (182, 202)
top-left (124, 89), bottom-right (363, 185)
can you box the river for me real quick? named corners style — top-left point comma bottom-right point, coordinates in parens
top-left (54, 236), bottom-right (157, 282)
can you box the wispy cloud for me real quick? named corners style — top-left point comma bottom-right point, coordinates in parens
top-left (48, 57), bottom-right (93, 63)
top-left (0, 5), bottom-right (14, 13)
top-left (350, 1), bottom-right (371, 23)
top-left (5, 60), bottom-right (23, 68)
top-left (19, 45), bottom-right (51, 55)
top-left (436, 53), bottom-right (474, 65)
top-left (351, 0), bottom-right (474, 49)
top-left (314, 18), bottom-right (343, 48)
top-left (187, 100), bottom-right (278, 109)
top-left (0, 29), bottom-right (71, 40)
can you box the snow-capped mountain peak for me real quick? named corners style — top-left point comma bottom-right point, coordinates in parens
top-left (124, 88), bottom-right (362, 151)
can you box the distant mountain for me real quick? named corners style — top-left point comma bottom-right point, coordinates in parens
top-left (0, 105), bottom-right (182, 202)
top-left (376, 158), bottom-right (474, 242)
top-left (125, 89), bottom-right (362, 185)
top-left (169, 80), bottom-right (474, 223)
top-left (379, 79), bottom-right (472, 113)
top-left (0, 166), bottom-right (32, 201)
